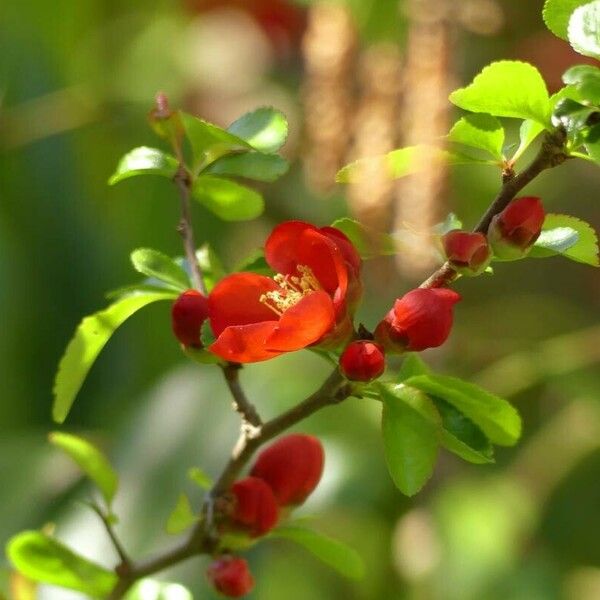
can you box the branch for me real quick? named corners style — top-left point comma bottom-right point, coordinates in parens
top-left (89, 503), bottom-right (132, 571)
top-left (221, 363), bottom-right (263, 427)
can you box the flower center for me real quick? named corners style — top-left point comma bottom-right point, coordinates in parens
top-left (260, 265), bottom-right (321, 316)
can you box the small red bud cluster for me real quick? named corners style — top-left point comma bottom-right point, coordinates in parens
top-left (207, 557), bottom-right (254, 598)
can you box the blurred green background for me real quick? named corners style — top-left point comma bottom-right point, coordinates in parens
top-left (1, 0), bottom-right (599, 598)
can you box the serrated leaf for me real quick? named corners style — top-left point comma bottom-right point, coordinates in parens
top-left (271, 526), bottom-right (365, 580)
top-left (330, 217), bottom-right (396, 259)
top-left (397, 353), bottom-right (431, 382)
top-left (447, 113), bottom-right (505, 160)
top-left (227, 107), bottom-right (288, 153)
top-left (130, 248), bottom-right (191, 291)
top-left (449, 61), bottom-right (550, 126)
top-left (109, 147), bottom-right (178, 185)
top-left (125, 579), bottom-right (193, 600)
top-left (165, 494), bottom-right (197, 535)
top-left (378, 383), bottom-right (440, 496)
top-left (530, 213), bottom-right (599, 266)
top-left (552, 98), bottom-right (597, 138)
top-left (404, 374), bottom-right (521, 446)
top-left (563, 65), bottom-right (600, 103)
top-left (6, 531), bottom-right (117, 598)
top-left (543, 0), bottom-right (590, 39)
top-left (568, 1), bottom-right (600, 60)
top-left (206, 152), bottom-right (289, 182)
top-left (434, 213), bottom-right (463, 236)
top-left (48, 432), bottom-right (118, 507)
top-left (192, 175), bottom-right (264, 221)
top-left (53, 293), bottom-right (174, 423)
top-left (187, 467), bottom-right (213, 490)
top-left (195, 244), bottom-right (227, 292)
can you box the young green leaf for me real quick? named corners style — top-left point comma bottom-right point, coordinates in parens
top-left (397, 353), bottom-right (431, 382)
top-left (447, 113), bottom-right (505, 160)
top-left (449, 61), bottom-right (551, 126)
top-left (271, 526), bottom-right (365, 580)
top-left (529, 213), bottom-right (599, 266)
top-left (165, 494), bottom-right (197, 535)
top-left (404, 374), bottom-right (522, 446)
top-left (195, 244), bottom-right (227, 292)
top-left (187, 467), bottom-right (213, 490)
top-left (378, 383), bottom-right (440, 496)
top-left (512, 120), bottom-right (546, 162)
top-left (108, 147), bottom-right (178, 185)
top-left (434, 213), bottom-right (464, 236)
top-left (543, 0), bottom-right (590, 40)
top-left (227, 107), bottom-right (288, 153)
top-left (192, 175), bottom-right (264, 221)
top-left (330, 217), bottom-right (396, 259)
top-left (48, 432), bottom-right (118, 507)
top-left (206, 152), bottom-right (289, 182)
top-left (568, 0), bottom-right (600, 60)
top-left (6, 531), bottom-right (117, 597)
top-left (125, 579), bottom-right (193, 600)
top-left (53, 292), bottom-right (174, 423)
top-left (130, 248), bottom-right (191, 291)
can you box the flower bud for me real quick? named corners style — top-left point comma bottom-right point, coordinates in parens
top-left (251, 434), bottom-right (324, 506)
top-left (207, 557), bottom-right (254, 598)
top-left (442, 231), bottom-right (491, 275)
top-left (374, 288), bottom-right (461, 353)
top-left (230, 477), bottom-right (279, 537)
top-left (488, 196), bottom-right (545, 260)
top-left (171, 290), bottom-right (209, 348)
top-left (339, 341), bottom-right (385, 382)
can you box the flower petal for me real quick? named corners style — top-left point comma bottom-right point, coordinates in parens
top-left (210, 321), bottom-right (281, 363)
top-left (264, 221), bottom-right (319, 275)
top-left (265, 290), bottom-right (335, 352)
top-left (320, 226), bottom-right (362, 275)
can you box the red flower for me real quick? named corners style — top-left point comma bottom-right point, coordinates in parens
top-left (375, 288), bottom-right (461, 352)
top-left (171, 290), bottom-right (209, 348)
top-left (489, 196), bottom-right (545, 259)
top-left (340, 341), bottom-right (386, 382)
top-left (207, 557), bottom-right (254, 598)
top-left (442, 231), bottom-right (491, 276)
top-left (230, 477), bottom-right (279, 537)
top-left (208, 221), bottom-right (361, 363)
top-left (251, 434), bottom-right (324, 506)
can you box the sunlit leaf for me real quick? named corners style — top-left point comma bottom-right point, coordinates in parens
top-left (568, 1), bottom-right (600, 59)
top-left (543, 0), bottom-right (590, 39)
top-left (447, 113), bottom-right (505, 160)
top-left (206, 152), bottom-right (289, 182)
top-left (195, 244), bottom-right (227, 292)
top-left (108, 147), bottom-right (178, 185)
top-left (227, 107), bottom-right (288, 153)
top-left (512, 120), bottom-right (545, 162)
top-left (130, 248), bottom-right (191, 291)
top-left (187, 467), bottom-right (213, 490)
top-left (192, 175), bottom-right (264, 221)
top-left (165, 494), bottom-right (197, 535)
top-left (397, 353), bottom-right (431, 382)
top-left (563, 64), bottom-right (600, 103)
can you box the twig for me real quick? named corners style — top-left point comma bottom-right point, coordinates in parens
top-left (221, 363), bottom-right (263, 427)
top-left (89, 503), bottom-right (132, 571)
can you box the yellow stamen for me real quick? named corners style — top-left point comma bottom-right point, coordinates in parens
top-left (260, 265), bottom-right (321, 316)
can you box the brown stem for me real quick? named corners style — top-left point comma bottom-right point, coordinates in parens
top-left (89, 504), bottom-right (132, 570)
top-left (221, 363), bottom-right (263, 427)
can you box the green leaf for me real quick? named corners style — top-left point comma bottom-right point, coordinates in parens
top-left (378, 383), bottom-right (440, 496)
top-left (52, 292), bottom-right (174, 423)
top-left (48, 432), bottom-right (118, 507)
top-left (543, 0), bottom-right (590, 39)
top-left (125, 580), bottom-right (193, 600)
top-left (130, 248), bottom-right (191, 291)
top-left (434, 213), bottom-right (463, 235)
top-left (200, 320), bottom-right (217, 348)
top-left (586, 122), bottom-right (600, 159)
top-left (195, 244), bottom-right (227, 292)
top-left (568, 1), bottom-right (600, 60)
top-left (227, 107), bottom-right (288, 153)
top-left (271, 526), bottom-right (365, 580)
top-left (187, 467), bottom-right (213, 490)
top-left (404, 374), bottom-right (521, 446)
top-left (431, 398), bottom-right (495, 464)
top-left (530, 213), bottom-right (599, 266)
top-left (447, 113), bottom-right (505, 160)
top-left (397, 353), bottom-right (431, 382)
top-left (105, 283), bottom-right (180, 301)
top-left (6, 531), bottom-right (117, 598)
top-left (330, 217), bottom-right (396, 259)
top-left (165, 494), bottom-right (197, 535)
top-left (234, 250), bottom-right (275, 276)
top-left (552, 98), bottom-right (598, 139)
top-left (206, 152), bottom-right (289, 182)
top-left (563, 64), bottom-right (600, 103)
top-left (192, 175), bottom-right (264, 221)
top-left (108, 147), bottom-right (178, 185)
top-left (449, 61), bottom-right (550, 126)
top-left (512, 120), bottom-right (546, 162)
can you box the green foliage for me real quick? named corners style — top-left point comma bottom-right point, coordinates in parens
top-left (130, 248), bottom-right (191, 292)
top-left (187, 467), bottom-right (213, 490)
top-left (449, 61), bottom-right (551, 126)
top-left (405, 374), bottom-right (522, 446)
top-left (234, 250), bottom-right (275, 276)
top-left (397, 353), bottom-right (431, 381)
top-left (206, 152), bottom-right (289, 182)
top-left (563, 65), bottom-right (600, 103)
top-left (447, 113), bottom-right (505, 160)
top-left (543, 0), bottom-right (590, 39)
top-left (552, 98), bottom-right (598, 142)
top-left (200, 320), bottom-right (217, 348)
top-left (568, 1), bottom-right (600, 59)
top-left (434, 213), bottom-right (464, 236)
top-left (530, 214), bottom-right (599, 266)
top-left (379, 384), bottom-right (440, 496)
top-left (512, 120), bottom-right (546, 162)
top-left (125, 580), bottom-right (193, 600)
top-left (6, 531), bottom-right (117, 597)
top-left (271, 526), bottom-right (365, 580)
top-left (52, 292), bottom-right (175, 423)
top-left (192, 175), bottom-right (264, 221)
top-left (196, 244), bottom-right (227, 292)
top-left (165, 494), bottom-right (197, 535)
top-left (48, 432), bottom-right (118, 507)
top-left (227, 107), bottom-right (288, 153)
top-left (108, 147), bottom-right (178, 185)
top-left (330, 218), bottom-right (396, 259)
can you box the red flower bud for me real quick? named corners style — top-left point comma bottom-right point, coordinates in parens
top-left (251, 434), bottom-right (324, 506)
top-left (171, 290), bottom-right (209, 348)
top-left (230, 477), bottom-right (279, 537)
top-left (488, 196), bottom-right (545, 260)
top-left (339, 341), bottom-right (385, 382)
top-left (374, 288), bottom-right (461, 353)
top-left (442, 231), bottom-right (491, 275)
top-left (207, 557), bottom-right (254, 598)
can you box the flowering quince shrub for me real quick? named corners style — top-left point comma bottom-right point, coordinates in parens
top-left (5, 1), bottom-right (600, 597)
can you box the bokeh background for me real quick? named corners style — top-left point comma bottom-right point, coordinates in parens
top-left (1, 0), bottom-right (600, 598)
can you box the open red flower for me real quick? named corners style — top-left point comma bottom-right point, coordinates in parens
top-left (208, 221), bottom-right (361, 363)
